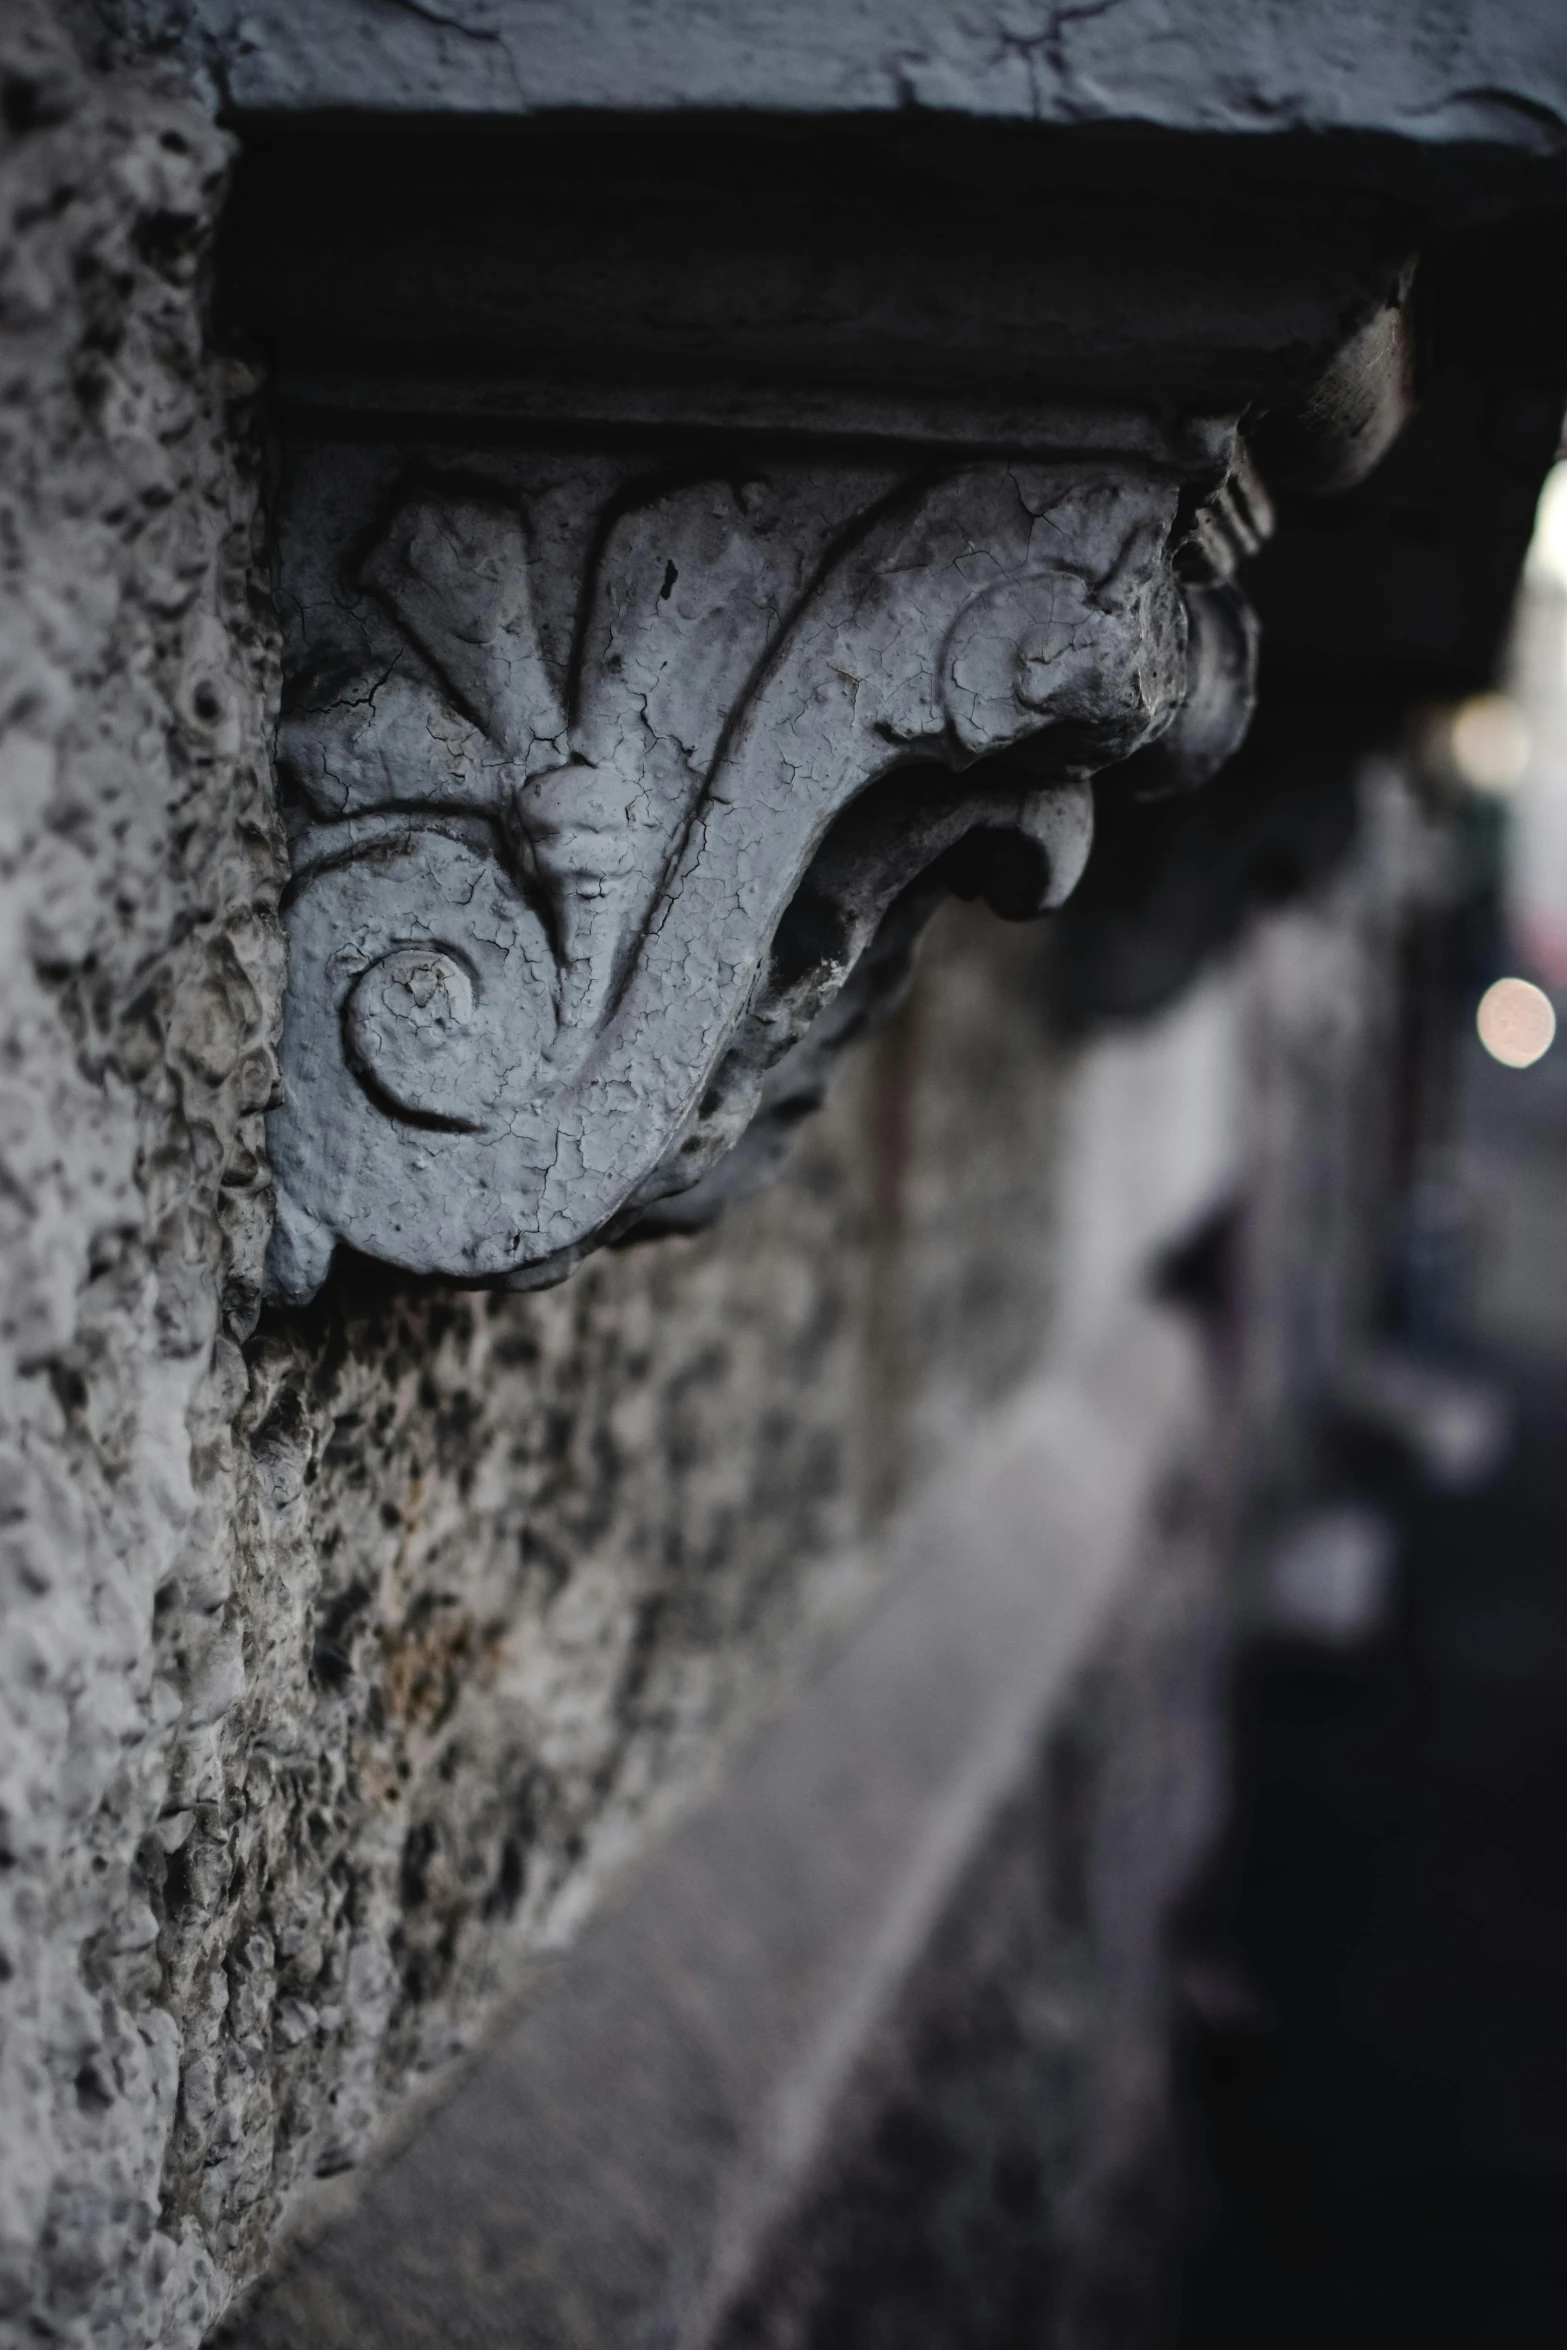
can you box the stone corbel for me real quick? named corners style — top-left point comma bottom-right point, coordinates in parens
top-left (265, 441), bottom-right (1265, 1301)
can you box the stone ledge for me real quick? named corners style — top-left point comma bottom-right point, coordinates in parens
top-left (110, 1), bottom-right (1567, 146)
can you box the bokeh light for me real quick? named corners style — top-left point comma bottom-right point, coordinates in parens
top-left (1477, 976), bottom-right (1557, 1069)
top-left (1450, 692), bottom-right (1531, 794)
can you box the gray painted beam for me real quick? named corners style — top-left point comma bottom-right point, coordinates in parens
top-left (115, 1), bottom-right (1567, 145)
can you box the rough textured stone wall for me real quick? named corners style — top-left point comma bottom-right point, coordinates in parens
top-left (0, 25), bottom-right (1086, 2342)
top-left (0, 8), bottom-right (281, 2339)
top-left (161, 901), bottom-right (1071, 2334)
top-left (0, 16), bottom-right (1450, 2349)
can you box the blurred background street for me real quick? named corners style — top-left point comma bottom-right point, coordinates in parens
top-left (1172, 463), bottom-right (1567, 2350)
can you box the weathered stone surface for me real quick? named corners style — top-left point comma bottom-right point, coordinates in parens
top-left (217, 787), bottom-right (1438, 2349)
top-left (0, 19), bottom-right (1170, 2338)
top-left (161, 897), bottom-right (1085, 2337)
top-left (219, 1300), bottom-right (1218, 2350)
top-left (0, 80), bottom-right (1099, 2298)
top-left (0, 7), bottom-right (282, 2335)
top-left (267, 446), bottom-right (1256, 1299)
top-left (107, 0), bottom-right (1567, 145)
top-left (4, 8), bottom-right (1558, 2349)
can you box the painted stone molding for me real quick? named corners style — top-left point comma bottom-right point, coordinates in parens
top-left (265, 446), bottom-right (1263, 1301)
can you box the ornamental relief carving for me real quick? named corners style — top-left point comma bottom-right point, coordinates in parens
top-left (265, 443), bottom-right (1265, 1302)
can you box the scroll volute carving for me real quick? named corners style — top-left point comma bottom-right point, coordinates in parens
top-left (266, 451), bottom-right (1262, 1301)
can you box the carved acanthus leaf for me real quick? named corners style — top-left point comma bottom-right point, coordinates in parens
top-left (266, 453), bottom-right (1258, 1301)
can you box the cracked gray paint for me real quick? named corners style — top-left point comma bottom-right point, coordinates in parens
top-left (105, 0), bottom-right (1567, 148)
top-left (267, 449), bottom-right (1259, 1299)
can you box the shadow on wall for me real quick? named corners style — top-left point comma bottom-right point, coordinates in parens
top-left (1054, 722), bottom-right (1360, 1035)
